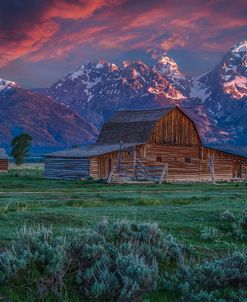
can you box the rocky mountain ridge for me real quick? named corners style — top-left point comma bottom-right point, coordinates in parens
top-left (0, 41), bottom-right (246, 154)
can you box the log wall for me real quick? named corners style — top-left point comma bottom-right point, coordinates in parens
top-left (90, 144), bottom-right (246, 182)
top-left (145, 145), bottom-right (246, 181)
top-left (144, 144), bottom-right (200, 181)
top-left (0, 159), bottom-right (8, 172)
top-left (44, 157), bottom-right (90, 179)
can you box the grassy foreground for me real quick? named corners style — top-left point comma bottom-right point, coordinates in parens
top-left (0, 164), bottom-right (247, 301)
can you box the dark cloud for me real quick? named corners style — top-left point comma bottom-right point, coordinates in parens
top-left (0, 0), bottom-right (49, 31)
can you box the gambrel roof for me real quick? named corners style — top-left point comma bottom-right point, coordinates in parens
top-left (96, 107), bottom-right (175, 145)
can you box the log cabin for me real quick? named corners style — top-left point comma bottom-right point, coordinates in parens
top-left (44, 106), bottom-right (247, 183)
top-left (0, 148), bottom-right (8, 173)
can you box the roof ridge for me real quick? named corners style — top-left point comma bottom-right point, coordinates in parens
top-left (114, 106), bottom-right (176, 112)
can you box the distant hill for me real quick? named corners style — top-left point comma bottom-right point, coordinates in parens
top-left (0, 84), bottom-right (97, 153)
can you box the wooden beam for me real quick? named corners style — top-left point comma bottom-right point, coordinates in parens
top-left (209, 156), bottom-right (216, 184)
top-left (107, 166), bottom-right (115, 184)
top-left (133, 146), bottom-right (137, 180)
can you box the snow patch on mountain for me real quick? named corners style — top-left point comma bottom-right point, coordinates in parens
top-left (223, 76), bottom-right (247, 99)
top-left (218, 40), bottom-right (247, 99)
top-left (189, 78), bottom-right (211, 102)
top-left (231, 41), bottom-right (247, 54)
top-left (70, 65), bottom-right (85, 81)
top-left (0, 78), bottom-right (17, 92)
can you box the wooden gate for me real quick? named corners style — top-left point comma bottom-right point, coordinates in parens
top-left (107, 142), bottom-right (168, 184)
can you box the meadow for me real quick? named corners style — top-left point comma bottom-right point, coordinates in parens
top-left (0, 164), bottom-right (247, 301)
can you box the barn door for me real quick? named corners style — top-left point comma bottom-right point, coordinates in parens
top-left (99, 158), bottom-right (112, 179)
top-left (233, 160), bottom-right (242, 179)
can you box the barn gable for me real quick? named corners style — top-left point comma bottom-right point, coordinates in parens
top-left (148, 107), bottom-right (201, 145)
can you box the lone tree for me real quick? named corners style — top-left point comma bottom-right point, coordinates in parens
top-left (11, 133), bottom-right (32, 165)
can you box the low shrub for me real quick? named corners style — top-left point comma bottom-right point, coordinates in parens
top-left (239, 209), bottom-right (247, 232)
top-left (71, 219), bottom-right (183, 301)
top-left (200, 226), bottom-right (219, 241)
top-left (164, 251), bottom-right (247, 301)
top-left (219, 209), bottom-right (247, 241)
top-left (0, 225), bottom-right (68, 299)
top-left (220, 209), bottom-right (236, 224)
top-left (0, 219), bottom-right (184, 301)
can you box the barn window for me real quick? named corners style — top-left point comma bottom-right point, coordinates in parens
top-left (185, 157), bottom-right (191, 163)
top-left (156, 156), bottom-right (163, 162)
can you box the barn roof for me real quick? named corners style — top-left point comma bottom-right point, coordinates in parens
top-left (108, 107), bottom-right (174, 123)
top-left (97, 107), bottom-right (175, 144)
top-left (0, 148), bottom-right (8, 159)
top-left (44, 143), bottom-right (141, 158)
top-left (205, 144), bottom-right (247, 159)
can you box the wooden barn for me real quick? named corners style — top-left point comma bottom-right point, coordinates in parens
top-left (44, 106), bottom-right (247, 183)
top-left (0, 148), bottom-right (8, 173)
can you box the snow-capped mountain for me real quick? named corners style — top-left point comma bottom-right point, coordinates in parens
top-left (0, 41), bottom-right (246, 154)
top-left (221, 41), bottom-right (247, 99)
top-left (190, 41), bottom-right (247, 103)
top-left (47, 41), bottom-right (247, 153)
top-left (48, 58), bottom-right (186, 127)
top-left (186, 41), bottom-right (247, 147)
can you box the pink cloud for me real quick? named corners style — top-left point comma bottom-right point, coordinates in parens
top-left (0, 0), bottom-right (246, 68)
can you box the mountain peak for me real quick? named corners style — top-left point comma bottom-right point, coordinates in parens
top-left (153, 54), bottom-right (185, 80)
top-left (218, 40), bottom-right (247, 85)
top-left (67, 60), bottom-right (119, 82)
top-left (231, 40), bottom-right (247, 54)
top-left (0, 78), bottom-right (17, 92)
top-left (94, 59), bottom-right (119, 71)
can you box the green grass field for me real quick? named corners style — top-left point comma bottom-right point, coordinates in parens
top-left (1, 164), bottom-right (247, 255)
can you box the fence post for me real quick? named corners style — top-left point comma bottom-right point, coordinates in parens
top-left (159, 163), bottom-right (168, 184)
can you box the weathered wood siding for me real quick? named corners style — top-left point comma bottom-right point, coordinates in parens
top-left (148, 108), bottom-right (201, 145)
top-left (44, 157), bottom-right (90, 179)
top-left (90, 144), bottom-right (246, 182)
top-left (0, 159), bottom-right (8, 172)
top-left (144, 144), bottom-right (246, 181)
top-left (144, 144), bottom-right (200, 181)
top-left (200, 147), bottom-right (246, 181)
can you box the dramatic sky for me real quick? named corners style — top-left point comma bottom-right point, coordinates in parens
top-left (0, 0), bottom-right (246, 88)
